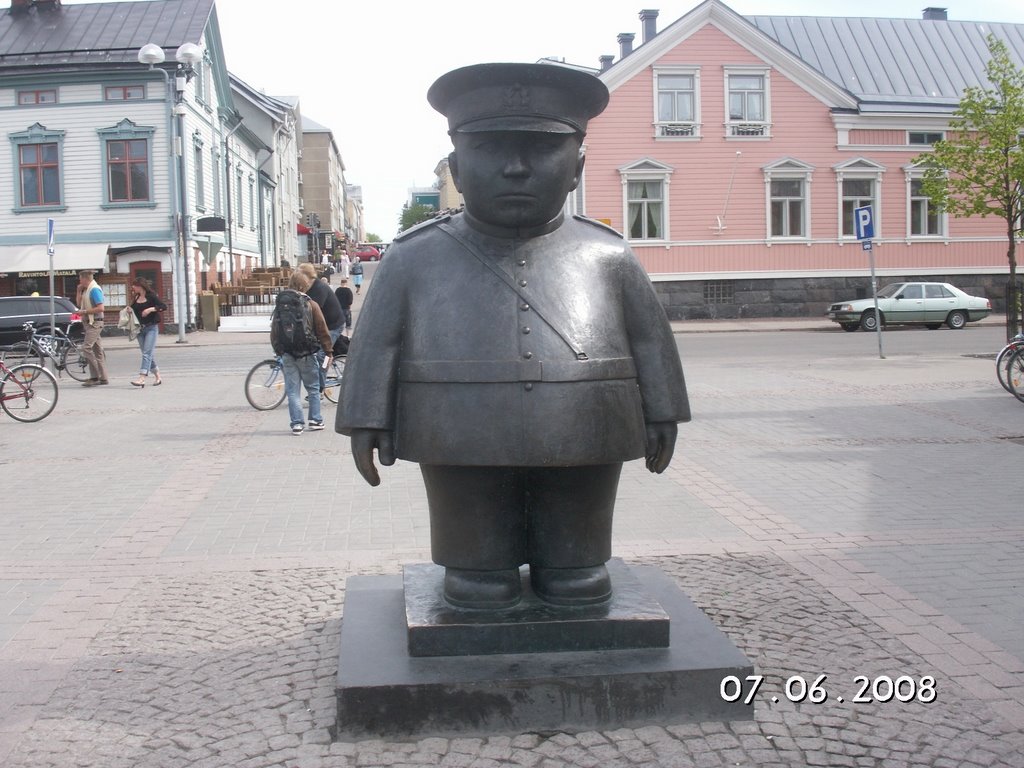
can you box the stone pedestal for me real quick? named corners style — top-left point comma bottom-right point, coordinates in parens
top-left (335, 561), bottom-right (754, 739)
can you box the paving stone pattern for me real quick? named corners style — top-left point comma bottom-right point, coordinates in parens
top-left (1, 309), bottom-right (1022, 766)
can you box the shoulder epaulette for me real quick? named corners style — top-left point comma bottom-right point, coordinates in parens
top-left (573, 215), bottom-right (624, 238)
top-left (394, 213), bottom-right (452, 242)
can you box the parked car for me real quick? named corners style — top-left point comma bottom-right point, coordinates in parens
top-left (353, 245), bottom-right (380, 261)
top-left (826, 282), bottom-right (991, 332)
top-left (0, 295), bottom-right (84, 346)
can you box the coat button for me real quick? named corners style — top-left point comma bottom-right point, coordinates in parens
top-left (524, 382), bottom-right (533, 391)
top-left (518, 260), bottom-right (527, 267)
top-left (520, 303), bottom-right (530, 311)
top-left (523, 352), bottom-right (533, 359)
top-left (518, 279), bottom-right (527, 287)
top-left (522, 327), bottom-right (531, 334)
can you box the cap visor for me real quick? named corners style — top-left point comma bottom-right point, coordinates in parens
top-left (454, 116), bottom-right (579, 134)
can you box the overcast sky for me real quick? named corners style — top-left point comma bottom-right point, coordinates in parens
top-left (64, 0), bottom-right (1024, 239)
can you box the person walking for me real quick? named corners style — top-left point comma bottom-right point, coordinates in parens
top-left (338, 250), bottom-right (351, 279)
top-left (271, 272), bottom-right (333, 435)
top-left (297, 263), bottom-right (345, 392)
top-left (76, 269), bottom-right (109, 386)
top-left (334, 277), bottom-right (354, 335)
top-left (128, 277), bottom-right (167, 388)
top-left (350, 257), bottom-right (364, 294)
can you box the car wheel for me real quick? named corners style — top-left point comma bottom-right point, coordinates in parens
top-left (925, 324), bottom-right (942, 330)
top-left (840, 323), bottom-right (859, 332)
top-left (946, 310), bottom-right (967, 330)
top-left (860, 311), bottom-right (883, 332)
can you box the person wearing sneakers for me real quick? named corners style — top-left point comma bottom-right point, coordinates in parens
top-left (271, 272), bottom-right (333, 435)
top-left (76, 269), bottom-right (109, 387)
top-left (128, 277), bottom-right (166, 388)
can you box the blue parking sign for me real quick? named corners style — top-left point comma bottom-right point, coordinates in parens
top-left (854, 205), bottom-right (874, 240)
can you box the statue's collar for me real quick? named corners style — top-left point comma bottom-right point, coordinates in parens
top-left (462, 211), bottom-right (565, 239)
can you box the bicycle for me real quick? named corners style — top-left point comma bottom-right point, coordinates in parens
top-left (0, 358), bottom-right (59, 422)
top-left (245, 353), bottom-right (345, 411)
top-left (995, 332), bottom-right (1024, 394)
top-left (1004, 346), bottom-right (1024, 404)
top-left (0, 322), bottom-right (90, 382)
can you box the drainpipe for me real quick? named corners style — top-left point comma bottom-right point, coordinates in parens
top-left (222, 117), bottom-right (244, 284)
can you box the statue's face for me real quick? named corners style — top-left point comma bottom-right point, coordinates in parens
top-left (451, 131), bottom-right (584, 229)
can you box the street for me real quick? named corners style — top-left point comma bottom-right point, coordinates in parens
top-left (1, 308), bottom-right (1023, 766)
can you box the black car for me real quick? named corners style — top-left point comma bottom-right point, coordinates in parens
top-left (0, 295), bottom-right (84, 346)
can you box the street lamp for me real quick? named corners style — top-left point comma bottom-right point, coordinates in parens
top-left (137, 42), bottom-right (202, 342)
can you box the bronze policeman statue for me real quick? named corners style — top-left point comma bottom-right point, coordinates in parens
top-left (336, 62), bottom-right (690, 610)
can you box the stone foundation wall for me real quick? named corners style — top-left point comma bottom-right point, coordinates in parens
top-left (654, 273), bottom-right (1016, 321)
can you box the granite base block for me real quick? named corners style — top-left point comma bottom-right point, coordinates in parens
top-left (335, 564), bottom-right (754, 739)
top-left (403, 558), bottom-right (670, 656)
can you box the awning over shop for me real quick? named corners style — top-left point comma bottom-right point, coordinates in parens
top-left (0, 243), bottom-right (107, 274)
top-left (297, 223), bottom-right (311, 235)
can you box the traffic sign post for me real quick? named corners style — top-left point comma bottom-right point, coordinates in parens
top-left (853, 205), bottom-right (884, 359)
top-left (47, 218), bottom-right (56, 335)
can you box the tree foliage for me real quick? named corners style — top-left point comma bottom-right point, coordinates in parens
top-left (916, 35), bottom-right (1024, 336)
top-left (365, 233), bottom-right (382, 243)
top-left (398, 203), bottom-right (437, 233)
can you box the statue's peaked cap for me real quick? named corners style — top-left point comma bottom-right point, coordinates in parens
top-left (428, 62), bottom-right (609, 135)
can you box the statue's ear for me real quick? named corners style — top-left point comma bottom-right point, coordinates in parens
top-left (569, 146), bottom-right (586, 191)
top-left (449, 152), bottom-right (462, 193)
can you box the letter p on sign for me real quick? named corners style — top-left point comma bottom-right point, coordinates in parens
top-left (854, 205), bottom-right (874, 240)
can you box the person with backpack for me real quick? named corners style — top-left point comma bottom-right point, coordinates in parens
top-left (350, 257), bottom-right (364, 294)
top-left (271, 272), bottom-right (333, 435)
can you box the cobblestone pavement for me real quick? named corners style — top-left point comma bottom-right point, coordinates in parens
top-left (1, 303), bottom-right (1022, 767)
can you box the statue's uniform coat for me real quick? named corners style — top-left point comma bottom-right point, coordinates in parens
top-left (336, 213), bottom-right (690, 465)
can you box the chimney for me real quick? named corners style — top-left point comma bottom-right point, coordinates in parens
top-left (922, 7), bottom-right (948, 20)
top-left (599, 54), bottom-right (615, 72)
top-left (618, 32), bottom-right (635, 59)
top-left (640, 9), bottom-right (659, 44)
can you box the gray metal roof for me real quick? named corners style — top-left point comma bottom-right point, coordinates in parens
top-left (0, 0), bottom-right (214, 73)
top-left (748, 14), bottom-right (1024, 110)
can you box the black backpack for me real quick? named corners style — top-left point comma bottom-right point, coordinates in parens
top-left (271, 290), bottom-right (318, 357)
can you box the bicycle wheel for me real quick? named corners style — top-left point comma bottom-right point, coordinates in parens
top-left (1, 364), bottom-right (58, 422)
top-left (996, 341), bottom-right (1024, 393)
top-left (323, 357), bottom-right (345, 404)
top-left (1, 341), bottom-right (44, 369)
top-left (59, 341), bottom-right (91, 382)
top-left (245, 359), bottom-right (286, 410)
top-left (1007, 348), bottom-right (1024, 404)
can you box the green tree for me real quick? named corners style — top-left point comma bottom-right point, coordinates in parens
top-left (365, 233), bottom-right (382, 243)
top-left (398, 203), bottom-right (436, 232)
top-left (917, 35), bottom-right (1024, 339)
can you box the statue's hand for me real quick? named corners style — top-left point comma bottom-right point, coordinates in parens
top-left (350, 428), bottom-right (396, 487)
top-left (644, 422), bottom-right (678, 474)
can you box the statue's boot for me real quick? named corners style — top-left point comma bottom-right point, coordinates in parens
top-left (530, 564), bottom-right (611, 606)
top-left (443, 567), bottom-right (521, 609)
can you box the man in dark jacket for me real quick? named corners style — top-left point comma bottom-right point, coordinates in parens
top-left (298, 263), bottom-right (344, 391)
top-left (336, 63), bottom-right (689, 610)
top-left (334, 278), bottom-right (354, 335)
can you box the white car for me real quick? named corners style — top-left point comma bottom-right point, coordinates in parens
top-left (827, 282), bottom-right (992, 332)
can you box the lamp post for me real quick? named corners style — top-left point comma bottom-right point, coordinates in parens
top-left (138, 42), bottom-right (202, 342)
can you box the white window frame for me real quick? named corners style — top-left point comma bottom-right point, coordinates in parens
top-left (618, 158), bottom-right (674, 243)
top-left (907, 130), bottom-right (944, 146)
top-left (724, 67), bottom-right (771, 139)
top-left (904, 164), bottom-right (946, 239)
top-left (834, 158), bottom-right (885, 241)
top-left (653, 66), bottom-right (701, 140)
top-left (763, 158), bottom-right (813, 241)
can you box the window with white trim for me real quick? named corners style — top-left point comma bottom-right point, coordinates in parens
top-left (725, 68), bottom-right (770, 138)
top-left (618, 158), bottom-right (674, 242)
top-left (909, 177), bottom-right (943, 236)
top-left (193, 133), bottom-right (206, 211)
top-left (764, 158), bottom-right (812, 239)
top-left (654, 67), bottom-right (700, 138)
top-left (835, 158), bottom-right (885, 239)
top-left (908, 131), bottom-right (943, 146)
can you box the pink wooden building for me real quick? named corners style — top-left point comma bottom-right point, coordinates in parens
top-left (577, 1), bottom-right (1023, 319)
